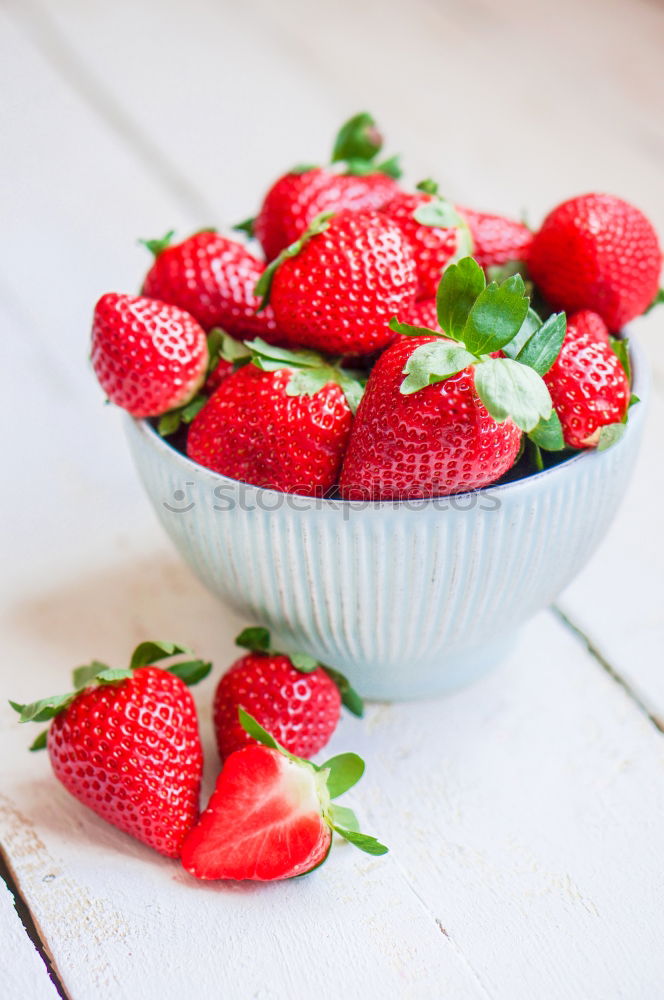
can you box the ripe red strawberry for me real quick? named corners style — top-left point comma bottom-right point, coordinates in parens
top-left (141, 230), bottom-right (288, 345)
top-left (213, 627), bottom-right (362, 760)
top-left (91, 293), bottom-right (208, 418)
top-left (255, 168), bottom-right (399, 262)
top-left (252, 112), bottom-right (401, 260)
top-left (339, 336), bottom-right (522, 499)
top-left (528, 193), bottom-right (662, 330)
top-left (456, 206), bottom-right (532, 270)
top-left (262, 211), bottom-right (417, 355)
top-left (564, 309), bottom-right (610, 346)
top-left (340, 256), bottom-right (567, 499)
top-left (544, 313), bottom-right (630, 448)
top-left (11, 642), bottom-right (211, 857)
top-left (379, 189), bottom-right (459, 298)
top-left (181, 710), bottom-right (387, 881)
top-left (399, 297), bottom-right (441, 332)
top-left (186, 339), bottom-right (362, 495)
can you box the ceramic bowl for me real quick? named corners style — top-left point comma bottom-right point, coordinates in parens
top-left (125, 341), bottom-right (647, 700)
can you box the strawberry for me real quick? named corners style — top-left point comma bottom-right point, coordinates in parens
top-left (380, 181), bottom-right (470, 298)
top-left (528, 193), bottom-right (662, 330)
top-left (186, 338), bottom-right (363, 495)
top-left (251, 112), bottom-right (401, 260)
top-left (456, 205), bottom-right (532, 270)
top-left (340, 257), bottom-right (569, 500)
top-left (141, 230), bottom-right (288, 345)
top-left (181, 710), bottom-right (387, 881)
top-left (544, 312), bottom-right (631, 449)
top-left (400, 297), bottom-right (441, 332)
top-left (258, 211), bottom-right (417, 355)
top-left (10, 642), bottom-right (211, 858)
top-left (91, 293), bottom-right (208, 418)
top-left (213, 627), bottom-right (363, 760)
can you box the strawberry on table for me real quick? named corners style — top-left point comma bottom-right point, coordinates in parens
top-left (528, 193), bottom-right (662, 330)
top-left (257, 210), bottom-right (417, 355)
top-left (456, 205), bottom-right (532, 271)
top-left (213, 626), bottom-right (363, 761)
top-left (544, 311), bottom-right (631, 449)
top-left (181, 710), bottom-right (387, 881)
top-left (252, 111), bottom-right (401, 261)
top-left (10, 642), bottom-right (211, 858)
top-left (340, 256), bottom-right (569, 499)
top-left (141, 229), bottom-right (288, 345)
top-left (91, 293), bottom-right (209, 418)
top-left (380, 180), bottom-right (470, 298)
top-left (186, 337), bottom-right (364, 495)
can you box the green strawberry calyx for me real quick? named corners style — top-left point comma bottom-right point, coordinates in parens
top-left (242, 337), bottom-right (366, 415)
top-left (9, 641), bottom-right (211, 751)
top-left (158, 329), bottom-right (249, 437)
top-left (412, 183), bottom-right (474, 264)
top-left (330, 111), bottom-right (402, 179)
top-left (139, 228), bottom-right (217, 258)
top-left (235, 627), bottom-right (364, 718)
top-left (254, 212), bottom-right (333, 310)
top-left (238, 708), bottom-right (387, 857)
top-left (391, 256), bottom-right (568, 446)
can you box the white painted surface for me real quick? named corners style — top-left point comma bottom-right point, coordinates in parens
top-left (0, 878), bottom-right (59, 1000)
top-left (1, 0), bottom-right (663, 997)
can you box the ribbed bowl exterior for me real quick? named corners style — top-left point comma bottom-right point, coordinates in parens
top-left (125, 343), bottom-right (647, 699)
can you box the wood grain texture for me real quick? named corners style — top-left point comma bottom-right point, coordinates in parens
top-left (0, 874), bottom-right (59, 1000)
top-left (1, 0), bottom-right (664, 996)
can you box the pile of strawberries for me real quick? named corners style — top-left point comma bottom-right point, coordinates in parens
top-left (12, 631), bottom-right (384, 881)
top-left (91, 112), bottom-right (661, 498)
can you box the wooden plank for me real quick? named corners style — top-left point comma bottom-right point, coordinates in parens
top-left (0, 877), bottom-right (60, 1000)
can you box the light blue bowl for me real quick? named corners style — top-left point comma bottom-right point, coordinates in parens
top-left (125, 341), bottom-right (647, 700)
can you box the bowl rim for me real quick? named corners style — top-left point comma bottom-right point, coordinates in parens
top-left (127, 334), bottom-right (648, 508)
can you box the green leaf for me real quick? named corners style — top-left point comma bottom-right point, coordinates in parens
top-left (335, 371), bottom-right (365, 415)
top-left (254, 212), bottom-right (333, 309)
top-left (329, 804), bottom-right (360, 832)
top-left (331, 112), bottom-right (382, 163)
top-left (216, 331), bottom-right (252, 364)
top-left (238, 708), bottom-right (282, 751)
top-left (332, 826), bottom-right (389, 856)
top-left (486, 260), bottom-right (528, 284)
top-left (609, 336), bottom-right (631, 383)
top-left (235, 627), bottom-right (272, 653)
top-left (10, 693), bottom-right (76, 724)
top-left (374, 154), bottom-right (402, 179)
top-left (645, 288), bottom-right (664, 314)
top-left (290, 652), bottom-right (320, 673)
top-left (413, 198), bottom-right (465, 230)
top-left (597, 422), bottom-right (627, 451)
top-left (245, 338), bottom-right (323, 371)
top-left (180, 396), bottom-right (207, 423)
top-left (474, 357), bottom-right (553, 433)
top-left (321, 753), bottom-right (365, 798)
top-left (388, 318), bottom-right (437, 338)
top-left (463, 274), bottom-right (530, 355)
top-left (29, 730), bottom-right (49, 752)
top-left (285, 369), bottom-right (335, 399)
top-left (516, 312), bottom-right (567, 376)
top-left (72, 660), bottom-right (110, 689)
top-left (416, 178), bottom-right (439, 195)
top-left (436, 257), bottom-right (486, 341)
top-left (139, 230), bottom-right (175, 257)
top-left (166, 659), bottom-right (212, 686)
top-left (528, 409), bottom-right (565, 451)
top-left (501, 308), bottom-right (542, 360)
top-left (232, 216), bottom-right (255, 238)
top-left (322, 667), bottom-right (364, 718)
top-left (130, 640), bottom-right (192, 670)
top-left (528, 439), bottom-right (545, 472)
top-left (158, 410), bottom-right (183, 437)
top-left (400, 341), bottom-right (478, 395)
top-left (94, 669), bottom-right (134, 684)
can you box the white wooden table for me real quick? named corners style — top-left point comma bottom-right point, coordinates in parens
top-left (2, 1), bottom-right (663, 996)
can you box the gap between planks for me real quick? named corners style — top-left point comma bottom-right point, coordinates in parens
top-left (552, 605), bottom-right (664, 734)
top-left (0, 852), bottom-right (69, 1000)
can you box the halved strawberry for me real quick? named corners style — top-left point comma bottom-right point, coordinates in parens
top-left (181, 711), bottom-right (387, 881)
